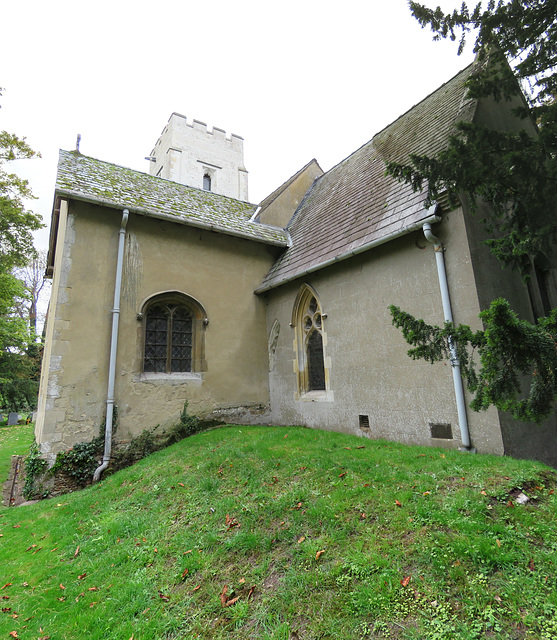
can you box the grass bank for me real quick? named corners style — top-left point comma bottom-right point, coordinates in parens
top-left (0, 425), bottom-right (556, 639)
top-left (0, 423), bottom-right (34, 484)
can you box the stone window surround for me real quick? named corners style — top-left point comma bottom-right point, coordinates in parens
top-left (291, 284), bottom-right (333, 402)
top-left (137, 290), bottom-right (208, 376)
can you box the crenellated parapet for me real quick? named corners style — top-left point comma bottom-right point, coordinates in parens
top-left (148, 113), bottom-right (248, 201)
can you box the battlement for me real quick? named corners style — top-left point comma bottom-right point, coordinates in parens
top-left (148, 112), bottom-right (248, 201)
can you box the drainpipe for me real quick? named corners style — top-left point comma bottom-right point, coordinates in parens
top-left (93, 209), bottom-right (129, 482)
top-left (422, 221), bottom-right (473, 451)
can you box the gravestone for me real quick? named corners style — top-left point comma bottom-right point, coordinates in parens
top-left (8, 413), bottom-right (19, 426)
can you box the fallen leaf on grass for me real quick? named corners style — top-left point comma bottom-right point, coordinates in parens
top-left (220, 585), bottom-right (229, 606)
top-left (496, 539), bottom-right (501, 548)
top-left (224, 596), bottom-right (239, 607)
top-left (25, 544), bottom-right (37, 551)
top-left (9, 631), bottom-right (18, 638)
top-left (225, 514), bottom-right (240, 529)
top-left (298, 536), bottom-right (305, 544)
top-left (395, 500), bottom-right (402, 507)
top-left (88, 587), bottom-right (99, 592)
top-left (400, 576), bottom-right (411, 587)
top-left (178, 483), bottom-right (185, 487)
top-left (159, 592), bottom-right (170, 602)
top-left (59, 584), bottom-right (65, 590)
top-left (315, 550), bottom-right (325, 560)
top-left (239, 578), bottom-right (245, 584)
top-left (528, 559), bottom-right (535, 571)
top-left (78, 573), bottom-right (87, 580)
top-left (192, 585), bottom-right (200, 592)
top-left (181, 569), bottom-right (189, 579)
top-left (339, 472), bottom-right (346, 478)
top-left (247, 585), bottom-right (256, 599)
top-left (0, 584), bottom-right (12, 590)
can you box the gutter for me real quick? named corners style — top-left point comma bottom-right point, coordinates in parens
top-left (93, 209), bottom-right (129, 482)
top-left (422, 221), bottom-right (473, 451)
top-left (255, 211), bottom-right (442, 294)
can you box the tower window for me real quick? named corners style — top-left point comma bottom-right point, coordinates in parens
top-left (203, 173), bottom-right (212, 191)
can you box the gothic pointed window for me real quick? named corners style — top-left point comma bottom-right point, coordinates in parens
top-left (293, 285), bottom-right (328, 395)
top-left (143, 293), bottom-right (207, 373)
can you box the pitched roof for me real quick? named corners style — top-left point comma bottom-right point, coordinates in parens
top-left (257, 158), bottom-right (323, 212)
top-left (257, 63), bottom-right (478, 292)
top-left (55, 150), bottom-right (289, 247)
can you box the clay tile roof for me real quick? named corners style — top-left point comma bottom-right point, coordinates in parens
top-left (257, 63), bottom-right (477, 292)
top-left (55, 151), bottom-right (289, 247)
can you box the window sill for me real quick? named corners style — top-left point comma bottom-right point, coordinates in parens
top-left (134, 372), bottom-right (203, 385)
top-left (297, 389), bottom-right (334, 403)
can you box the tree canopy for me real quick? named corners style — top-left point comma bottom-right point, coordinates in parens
top-left (387, 1), bottom-right (557, 422)
top-left (0, 89), bottom-right (44, 410)
top-left (388, 0), bottom-right (557, 271)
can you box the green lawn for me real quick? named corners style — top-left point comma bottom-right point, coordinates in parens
top-left (0, 425), bottom-right (556, 639)
top-left (0, 422), bottom-right (34, 485)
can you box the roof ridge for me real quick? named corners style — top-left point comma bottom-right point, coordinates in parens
top-left (317, 63), bottom-right (476, 180)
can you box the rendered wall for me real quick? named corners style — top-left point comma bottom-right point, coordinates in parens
top-left (36, 200), bottom-right (274, 458)
top-left (264, 208), bottom-right (507, 455)
top-left (257, 160), bottom-right (324, 229)
top-left (463, 198), bottom-right (557, 466)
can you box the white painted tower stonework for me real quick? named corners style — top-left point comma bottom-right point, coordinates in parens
top-left (148, 113), bottom-right (249, 201)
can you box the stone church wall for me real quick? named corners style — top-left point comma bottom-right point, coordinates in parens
top-left (264, 208), bottom-right (508, 455)
top-left (36, 200), bottom-right (275, 459)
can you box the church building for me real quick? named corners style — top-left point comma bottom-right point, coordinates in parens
top-left (35, 62), bottom-right (557, 469)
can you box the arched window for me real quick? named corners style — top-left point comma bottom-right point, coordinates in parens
top-left (293, 285), bottom-right (328, 394)
top-left (142, 293), bottom-right (207, 373)
top-left (203, 173), bottom-right (212, 191)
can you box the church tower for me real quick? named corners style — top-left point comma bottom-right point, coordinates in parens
top-left (147, 113), bottom-right (249, 201)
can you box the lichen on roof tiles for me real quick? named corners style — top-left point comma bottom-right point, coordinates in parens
top-left (55, 151), bottom-right (289, 247)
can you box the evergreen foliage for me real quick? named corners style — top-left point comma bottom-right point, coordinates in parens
top-left (391, 300), bottom-right (557, 422)
top-left (388, 1), bottom-right (557, 421)
top-left (388, 0), bottom-right (557, 270)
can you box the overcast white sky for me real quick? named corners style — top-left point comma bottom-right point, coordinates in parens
top-left (1, 0), bottom-right (474, 251)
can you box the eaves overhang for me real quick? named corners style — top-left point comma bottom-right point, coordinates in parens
top-left (54, 187), bottom-right (291, 249)
top-left (255, 207), bottom-right (441, 294)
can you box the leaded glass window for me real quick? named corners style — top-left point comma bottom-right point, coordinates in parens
top-left (300, 295), bottom-right (326, 391)
top-left (307, 330), bottom-right (325, 391)
top-left (144, 302), bottom-right (193, 373)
